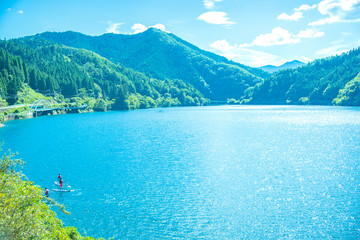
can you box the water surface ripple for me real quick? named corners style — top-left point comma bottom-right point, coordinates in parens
top-left (1, 106), bottom-right (360, 239)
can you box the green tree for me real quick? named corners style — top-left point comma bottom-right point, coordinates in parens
top-left (94, 99), bottom-right (107, 111)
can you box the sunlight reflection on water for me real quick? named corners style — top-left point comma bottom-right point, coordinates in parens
top-left (1, 106), bottom-right (360, 239)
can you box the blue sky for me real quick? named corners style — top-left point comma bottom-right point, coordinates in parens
top-left (0, 0), bottom-right (359, 67)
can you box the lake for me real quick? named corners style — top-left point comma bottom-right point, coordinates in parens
top-left (1, 105), bottom-right (360, 239)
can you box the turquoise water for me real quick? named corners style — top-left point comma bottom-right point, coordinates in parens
top-left (1, 106), bottom-right (360, 239)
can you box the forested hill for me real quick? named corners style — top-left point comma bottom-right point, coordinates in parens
top-left (3, 29), bottom-right (359, 107)
top-left (0, 38), bottom-right (207, 109)
top-left (29, 28), bottom-right (269, 100)
top-left (245, 47), bottom-right (360, 105)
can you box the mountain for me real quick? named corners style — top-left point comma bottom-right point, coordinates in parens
top-left (28, 29), bottom-right (270, 100)
top-left (259, 60), bottom-right (305, 73)
top-left (0, 38), bottom-right (207, 108)
top-left (2, 29), bottom-right (359, 107)
top-left (245, 48), bottom-right (360, 105)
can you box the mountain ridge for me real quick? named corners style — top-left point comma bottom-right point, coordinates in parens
top-left (2, 29), bottom-right (360, 107)
top-left (28, 28), bottom-right (269, 100)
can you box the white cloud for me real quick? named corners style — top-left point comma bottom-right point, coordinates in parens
top-left (229, 49), bottom-right (286, 67)
top-left (278, 4), bottom-right (316, 22)
top-left (131, 23), bottom-right (168, 34)
top-left (251, 27), bottom-right (300, 47)
top-left (209, 38), bottom-right (317, 67)
top-left (106, 22), bottom-right (124, 34)
top-left (204, 0), bottom-right (223, 9)
top-left (299, 56), bottom-right (313, 63)
top-left (132, 23), bottom-right (148, 34)
top-left (151, 24), bottom-right (167, 32)
top-left (238, 27), bottom-right (324, 48)
top-left (18, 10), bottom-right (23, 14)
top-left (309, 0), bottom-right (360, 25)
top-left (309, 16), bottom-right (340, 25)
top-left (210, 39), bottom-right (236, 52)
top-left (209, 39), bottom-right (291, 67)
top-left (318, 0), bottom-right (341, 15)
top-left (277, 12), bottom-right (303, 21)
top-left (294, 4), bottom-right (317, 11)
top-left (216, 45), bottom-right (287, 67)
top-left (296, 29), bottom-right (325, 38)
top-left (6, 8), bottom-right (11, 11)
top-left (316, 44), bottom-right (350, 56)
top-left (197, 11), bottom-right (235, 25)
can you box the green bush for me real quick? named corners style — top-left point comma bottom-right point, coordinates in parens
top-left (333, 73), bottom-right (360, 106)
top-left (94, 99), bottom-right (107, 111)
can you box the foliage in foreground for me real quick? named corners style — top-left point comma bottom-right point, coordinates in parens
top-left (0, 148), bottom-right (103, 240)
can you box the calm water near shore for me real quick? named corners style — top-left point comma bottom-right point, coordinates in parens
top-left (1, 105), bottom-right (360, 239)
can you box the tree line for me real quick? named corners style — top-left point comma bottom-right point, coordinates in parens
top-left (241, 47), bottom-right (360, 106)
top-left (34, 29), bottom-right (267, 100)
top-left (0, 39), bottom-right (208, 109)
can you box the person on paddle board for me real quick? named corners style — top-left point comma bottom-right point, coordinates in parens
top-left (58, 174), bottom-right (62, 183)
top-left (44, 188), bottom-right (49, 197)
top-left (59, 178), bottom-right (63, 189)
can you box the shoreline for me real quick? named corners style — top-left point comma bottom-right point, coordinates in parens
top-left (2, 104), bottom-right (358, 128)
top-left (0, 109), bottom-right (79, 128)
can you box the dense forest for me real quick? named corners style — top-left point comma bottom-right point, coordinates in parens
top-left (244, 47), bottom-right (360, 105)
top-left (1, 29), bottom-right (360, 110)
top-left (0, 38), bottom-right (208, 109)
top-left (31, 28), bottom-right (268, 100)
top-left (29, 29), bottom-right (360, 106)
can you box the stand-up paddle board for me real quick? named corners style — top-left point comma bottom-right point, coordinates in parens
top-left (54, 181), bottom-right (71, 187)
top-left (53, 181), bottom-right (73, 192)
top-left (52, 189), bottom-right (74, 192)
